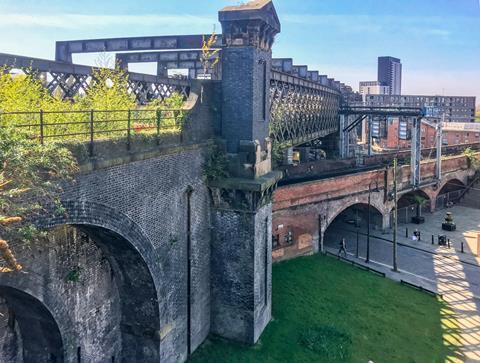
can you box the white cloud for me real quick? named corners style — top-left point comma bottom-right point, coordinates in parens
top-left (0, 13), bottom-right (214, 29)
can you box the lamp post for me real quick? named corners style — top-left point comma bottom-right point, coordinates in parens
top-left (392, 158), bottom-right (399, 272)
top-left (366, 180), bottom-right (379, 263)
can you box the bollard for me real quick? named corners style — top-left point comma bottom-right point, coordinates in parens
top-left (447, 239), bottom-right (451, 249)
top-left (461, 242), bottom-right (464, 253)
top-left (406, 228), bottom-right (408, 238)
top-left (431, 234), bottom-right (434, 245)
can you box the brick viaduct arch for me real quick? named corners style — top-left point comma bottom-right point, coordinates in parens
top-left (0, 200), bottom-right (161, 362)
top-left (272, 166), bottom-right (474, 261)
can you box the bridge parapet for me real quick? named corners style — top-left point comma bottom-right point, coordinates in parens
top-left (0, 52), bottom-right (190, 103)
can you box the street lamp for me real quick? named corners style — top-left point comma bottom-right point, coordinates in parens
top-left (366, 180), bottom-right (380, 263)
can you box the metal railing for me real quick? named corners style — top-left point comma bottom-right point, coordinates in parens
top-left (435, 190), bottom-right (464, 210)
top-left (0, 108), bottom-right (187, 156)
top-left (394, 203), bottom-right (431, 225)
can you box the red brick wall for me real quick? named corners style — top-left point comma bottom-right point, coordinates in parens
top-left (272, 154), bottom-right (472, 262)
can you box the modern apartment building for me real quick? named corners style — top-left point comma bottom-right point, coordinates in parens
top-left (359, 81), bottom-right (390, 96)
top-left (378, 56), bottom-right (402, 95)
top-left (363, 94), bottom-right (476, 123)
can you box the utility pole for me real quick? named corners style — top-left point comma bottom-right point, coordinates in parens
top-left (368, 115), bottom-right (373, 156)
top-left (436, 113), bottom-right (444, 180)
top-left (366, 185), bottom-right (371, 263)
top-left (393, 158), bottom-right (398, 272)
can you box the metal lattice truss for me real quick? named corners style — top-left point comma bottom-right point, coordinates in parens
top-left (269, 70), bottom-right (341, 146)
top-left (0, 53), bottom-right (190, 103)
top-left (126, 80), bottom-right (190, 104)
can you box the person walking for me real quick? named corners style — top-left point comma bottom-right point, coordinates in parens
top-left (338, 237), bottom-right (347, 258)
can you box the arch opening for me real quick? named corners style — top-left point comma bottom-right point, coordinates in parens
top-left (0, 222), bottom-right (160, 363)
top-left (436, 179), bottom-right (466, 210)
top-left (73, 225), bottom-right (161, 362)
top-left (324, 203), bottom-right (384, 255)
top-left (0, 286), bottom-right (63, 363)
top-left (396, 190), bottom-right (431, 224)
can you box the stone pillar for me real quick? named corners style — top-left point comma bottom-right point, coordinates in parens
top-left (430, 197), bottom-right (436, 213)
top-left (382, 212), bottom-right (391, 231)
top-left (209, 0), bottom-right (282, 345)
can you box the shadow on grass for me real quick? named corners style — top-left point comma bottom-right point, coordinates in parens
top-left (189, 254), bottom-right (464, 363)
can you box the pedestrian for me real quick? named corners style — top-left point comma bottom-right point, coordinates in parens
top-left (338, 237), bottom-right (347, 258)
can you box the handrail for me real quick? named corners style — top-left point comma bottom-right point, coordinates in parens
top-left (0, 108), bottom-right (188, 156)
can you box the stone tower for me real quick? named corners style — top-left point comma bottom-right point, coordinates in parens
top-left (210, 0), bottom-right (282, 345)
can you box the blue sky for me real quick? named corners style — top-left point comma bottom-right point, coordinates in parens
top-left (0, 0), bottom-right (479, 101)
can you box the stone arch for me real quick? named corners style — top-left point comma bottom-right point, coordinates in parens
top-left (0, 286), bottom-right (64, 363)
top-left (0, 200), bottom-right (161, 362)
top-left (436, 178), bottom-right (466, 196)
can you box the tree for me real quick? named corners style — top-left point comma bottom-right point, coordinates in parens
top-left (200, 28), bottom-right (220, 79)
top-left (463, 147), bottom-right (480, 170)
top-left (76, 65), bottom-right (136, 111)
top-left (0, 127), bottom-right (78, 272)
top-left (411, 195), bottom-right (428, 224)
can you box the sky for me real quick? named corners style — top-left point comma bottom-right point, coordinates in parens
top-left (0, 0), bottom-right (479, 102)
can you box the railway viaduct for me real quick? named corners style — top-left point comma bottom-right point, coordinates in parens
top-left (0, 0), bottom-right (477, 362)
top-left (272, 154), bottom-right (477, 261)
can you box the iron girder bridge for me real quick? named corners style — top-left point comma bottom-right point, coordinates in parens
top-left (0, 53), bottom-right (191, 103)
top-left (0, 52), bottom-right (345, 148)
top-left (269, 70), bottom-right (341, 147)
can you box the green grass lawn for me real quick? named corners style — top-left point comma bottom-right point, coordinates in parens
top-left (189, 255), bottom-right (462, 363)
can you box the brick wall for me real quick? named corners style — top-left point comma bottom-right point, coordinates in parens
top-left (0, 143), bottom-right (213, 363)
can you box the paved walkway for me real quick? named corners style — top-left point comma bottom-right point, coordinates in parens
top-left (325, 205), bottom-right (480, 362)
top-left (386, 205), bottom-right (480, 264)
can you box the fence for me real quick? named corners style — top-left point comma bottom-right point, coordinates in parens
top-left (435, 190), bottom-right (463, 210)
top-left (394, 202), bottom-right (431, 225)
top-left (0, 108), bottom-right (187, 156)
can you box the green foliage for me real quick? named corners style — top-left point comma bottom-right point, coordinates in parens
top-left (76, 65), bottom-right (136, 111)
top-left (271, 142), bottom-right (287, 168)
top-left (463, 147), bottom-right (479, 169)
top-left (203, 145), bottom-right (229, 182)
top-left (413, 195), bottom-right (428, 206)
top-left (0, 127), bottom-right (78, 247)
top-left (0, 65), bottom-right (186, 141)
top-left (66, 267), bottom-right (82, 283)
top-left (0, 67), bottom-right (50, 112)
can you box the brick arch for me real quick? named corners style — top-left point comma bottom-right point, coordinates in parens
top-left (434, 177), bottom-right (466, 198)
top-left (0, 286), bottom-right (64, 362)
top-left (3, 200), bottom-right (162, 362)
top-left (324, 195), bottom-right (386, 232)
top-left (397, 188), bottom-right (432, 206)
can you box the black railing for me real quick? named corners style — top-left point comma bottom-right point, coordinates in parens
top-left (0, 108), bottom-right (187, 156)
